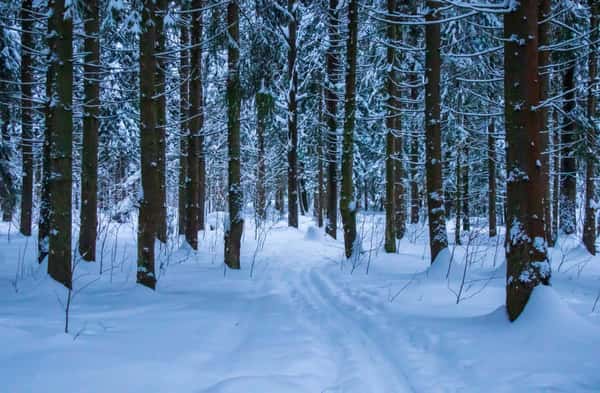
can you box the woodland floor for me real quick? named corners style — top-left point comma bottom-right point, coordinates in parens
top-left (1, 214), bottom-right (600, 393)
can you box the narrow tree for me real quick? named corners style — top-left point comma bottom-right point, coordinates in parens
top-left (224, 0), bottom-right (243, 269)
top-left (325, 0), bottom-right (340, 239)
top-left (186, 0), bottom-right (204, 249)
top-left (583, 0), bottom-right (599, 255)
top-left (559, 64), bottom-right (577, 235)
top-left (409, 72), bottom-right (420, 225)
top-left (137, 0), bottom-right (159, 289)
top-left (156, 0), bottom-right (168, 243)
top-left (179, 2), bottom-right (190, 235)
top-left (424, 0), bottom-right (448, 263)
top-left (340, 0), bottom-right (358, 257)
top-left (504, 0), bottom-right (550, 321)
top-left (287, 0), bottom-right (299, 228)
top-left (19, 0), bottom-right (34, 236)
top-left (488, 120), bottom-right (497, 237)
top-left (79, 0), bottom-right (100, 261)
top-left (47, 0), bottom-right (73, 288)
top-left (384, 0), bottom-right (398, 252)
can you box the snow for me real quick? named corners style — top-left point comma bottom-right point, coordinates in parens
top-left (1, 216), bottom-right (600, 392)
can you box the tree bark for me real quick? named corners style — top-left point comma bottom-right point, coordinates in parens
top-left (559, 65), bottom-right (577, 235)
top-left (538, 0), bottom-right (552, 246)
top-left (48, 0), bottom-right (73, 289)
top-left (504, 0), bottom-right (550, 321)
top-left (550, 109), bottom-right (560, 246)
top-left (19, 0), bottom-right (33, 236)
top-left (488, 120), bottom-right (497, 237)
top-left (156, 0), bottom-right (168, 243)
top-left (583, 0), bottom-right (599, 255)
top-left (325, 0), bottom-right (340, 239)
top-left (409, 75), bottom-right (420, 225)
top-left (224, 0), bottom-right (243, 269)
top-left (186, 0), bottom-right (204, 250)
top-left (462, 143), bottom-right (470, 232)
top-left (340, 0), bottom-right (358, 257)
top-left (424, 0), bottom-right (448, 263)
top-left (137, 0), bottom-right (159, 289)
top-left (179, 4), bottom-right (190, 235)
top-left (455, 148), bottom-right (461, 245)
top-left (79, 0), bottom-right (100, 261)
top-left (287, 0), bottom-right (299, 228)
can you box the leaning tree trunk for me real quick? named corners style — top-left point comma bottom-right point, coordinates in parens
top-left (79, 0), bottom-right (100, 261)
top-left (340, 0), bottom-right (358, 257)
top-left (179, 6), bottom-right (190, 235)
top-left (424, 0), bottom-right (448, 263)
top-left (583, 0), bottom-right (599, 255)
top-left (504, 0), bottom-right (550, 321)
top-left (186, 0), bottom-right (204, 249)
top-left (488, 120), bottom-right (497, 237)
top-left (325, 0), bottom-right (340, 239)
top-left (137, 0), bottom-right (159, 289)
top-left (224, 0), bottom-right (243, 269)
top-left (287, 0), bottom-right (299, 228)
top-left (538, 0), bottom-right (552, 246)
top-left (48, 0), bottom-right (73, 289)
top-left (560, 65), bottom-right (577, 235)
top-left (156, 0), bottom-right (168, 243)
top-left (19, 0), bottom-right (34, 236)
top-left (384, 0), bottom-right (398, 252)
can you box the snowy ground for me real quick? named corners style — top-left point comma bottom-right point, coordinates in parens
top-left (1, 213), bottom-right (600, 393)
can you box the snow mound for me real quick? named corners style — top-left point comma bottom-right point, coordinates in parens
top-left (424, 248), bottom-right (465, 281)
top-left (304, 225), bottom-right (321, 241)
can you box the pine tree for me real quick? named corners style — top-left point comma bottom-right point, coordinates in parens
top-left (504, 0), bottom-right (550, 321)
top-left (19, 0), bottom-right (33, 236)
top-left (287, 0), bottom-right (299, 228)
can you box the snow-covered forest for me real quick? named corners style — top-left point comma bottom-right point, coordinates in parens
top-left (1, 0), bottom-right (600, 391)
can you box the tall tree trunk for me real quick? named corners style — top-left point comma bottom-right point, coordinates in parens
top-left (256, 89), bottom-right (269, 221)
top-left (224, 0), bottom-right (242, 269)
top-left (186, 0), bottom-right (204, 250)
top-left (384, 0), bottom-right (398, 252)
top-left (179, 5), bottom-right (190, 235)
top-left (299, 162), bottom-right (309, 215)
top-left (583, 0), bottom-right (599, 255)
top-left (340, 0), bottom-right (358, 257)
top-left (551, 109), bottom-right (560, 246)
top-left (79, 0), bottom-right (100, 261)
top-left (409, 76), bottom-right (420, 225)
top-left (317, 94), bottom-right (325, 228)
top-left (394, 135), bottom-right (406, 239)
top-left (137, 0), bottom-right (159, 289)
top-left (424, 0), bottom-right (448, 263)
top-left (156, 0), bottom-right (168, 243)
top-left (19, 0), bottom-right (33, 236)
top-left (560, 65), bottom-right (577, 235)
top-left (504, 0), bottom-right (550, 321)
top-left (48, 0), bottom-right (73, 289)
top-left (538, 0), bottom-right (552, 246)
top-left (455, 148), bottom-right (461, 245)
top-left (488, 120), bottom-right (497, 237)
top-left (462, 143), bottom-right (470, 232)
top-left (39, 7), bottom-right (55, 263)
top-left (287, 0), bottom-right (299, 228)
top-left (325, 0), bottom-right (340, 239)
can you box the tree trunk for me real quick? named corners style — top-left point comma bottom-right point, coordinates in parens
top-left (48, 0), bottom-right (73, 289)
top-left (538, 0), bottom-right (552, 246)
top-left (179, 6), bottom-right (190, 236)
top-left (340, 0), bottom-right (358, 257)
top-left (186, 0), bottom-right (204, 250)
top-left (137, 0), bottom-right (159, 289)
top-left (79, 0), bottom-right (100, 261)
top-left (384, 0), bottom-right (398, 252)
top-left (409, 76), bottom-right (420, 225)
top-left (488, 120), bottom-right (497, 237)
top-left (551, 109), bottom-right (560, 247)
top-left (225, 0), bottom-right (242, 269)
top-left (462, 143), bottom-right (470, 232)
top-left (424, 0), bottom-right (448, 263)
top-left (256, 90), bottom-right (269, 221)
top-left (394, 134), bottom-right (406, 239)
top-left (156, 0), bottom-right (168, 243)
top-left (19, 0), bottom-right (33, 236)
top-left (455, 149), bottom-right (461, 245)
top-left (583, 0), bottom-right (599, 255)
top-left (504, 0), bottom-right (550, 321)
top-left (559, 65), bottom-right (577, 235)
top-left (325, 0), bottom-right (340, 239)
top-left (287, 0), bottom-right (299, 228)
